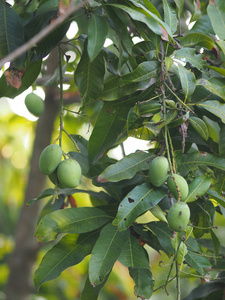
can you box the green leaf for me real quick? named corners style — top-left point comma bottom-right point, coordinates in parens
top-left (27, 188), bottom-right (55, 206)
top-left (97, 152), bottom-right (154, 182)
top-left (108, 4), bottom-right (163, 37)
top-left (68, 135), bottom-right (89, 176)
top-left (35, 207), bottom-right (113, 242)
top-left (81, 274), bottom-right (109, 300)
top-left (186, 176), bottom-right (211, 203)
top-left (156, 109), bottom-right (178, 129)
top-left (172, 63), bottom-right (196, 98)
top-left (127, 0), bottom-right (173, 38)
top-left (214, 171), bottom-right (225, 196)
top-left (179, 151), bottom-right (225, 173)
top-left (174, 0), bottom-right (184, 16)
top-left (219, 124), bottom-right (225, 156)
top-left (207, 0), bottom-right (225, 40)
top-left (185, 252), bottom-right (211, 275)
top-left (89, 223), bottom-right (129, 286)
top-left (180, 33), bottom-right (216, 50)
top-left (197, 100), bottom-right (225, 123)
top-left (162, 0), bottom-right (177, 34)
top-left (118, 235), bottom-right (149, 268)
top-left (30, 21), bottom-right (70, 62)
top-left (28, 187), bottom-right (111, 206)
top-left (174, 48), bottom-right (204, 71)
top-left (141, 0), bottom-right (162, 19)
top-left (74, 41), bottom-right (105, 103)
top-left (145, 221), bottom-right (174, 255)
top-left (87, 15), bottom-right (108, 61)
top-left (206, 65), bottom-right (225, 76)
top-left (210, 229), bottom-right (221, 259)
top-left (138, 99), bottom-right (162, 115)
top-left (129, 268), bottom-right (154, 299)
top-left (102, 76), bottom-right (145, 101)
top-left (196, 78), bottom-right (225, 100)
top-left (182, 280), bottom-right (225, 300)
top-left (121, 61), bottom-right (159, 83)
top-left (165, 56), bottom-right (173, 72)
top-left (113, 183), bottom-right (167, 231)
top-left (132, 41), bottom-right (157, 60)
top-left (0, 59), bottom-right (41, 99)
top-left (0, 1), bottom-right (26, 68)
top-left (217, 39), bottom-right (225, 56)
top-left (150, 205), bottom-right (167, 223)
top-left (189, 117), bottom-right (209, 141)
top-left (88, 102), bottom-right (129, 163)
top-left (34, 231), bottom-right (99, 287)
top-left (177, 241), bottom-right (188, 272)
top-left (189, 14), bottom-right (214, 35)
top-left (207, 189), bottom-right (225, 208)
top-left (102, 62), bottom-right (159, 101)
top-left (168, 112), bottom-right (189, 128)
top-left (24, 9), bottom-right (57, 41)
top-left (190, 0), bottom-right (201, 23)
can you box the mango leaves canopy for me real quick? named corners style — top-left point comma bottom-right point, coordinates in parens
top-left (1, 0), bottom-right (225, 299)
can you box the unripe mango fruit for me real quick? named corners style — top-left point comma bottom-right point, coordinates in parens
top-left (57, 159), bottom-right (81, 188)
top-left (148, 156), bottom-right (169, 187)
top-left (167, 174), bottom-right (189, 201)
top-left (39, 144), bottom-right (63, 175)
top-left (167, 202), bottom-right (190, 232)
top-left (25, 93), bottom-right (45, 117)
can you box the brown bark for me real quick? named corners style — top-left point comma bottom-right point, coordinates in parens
top-left (5, 51), bottom-right (60, 300)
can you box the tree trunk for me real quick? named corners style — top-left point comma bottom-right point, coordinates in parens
top-left (5, 51), bottom-right (60, 300)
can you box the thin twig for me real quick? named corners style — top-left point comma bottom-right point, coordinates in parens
top-left (58, 45), bottom-right (64, 147)
top-left (0, 0), bottom-right (91, 69)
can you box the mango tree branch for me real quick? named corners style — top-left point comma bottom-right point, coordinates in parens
top-left (0, 0), bottom-right (91, 69)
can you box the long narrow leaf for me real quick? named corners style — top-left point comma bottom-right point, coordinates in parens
top-left (0, 2), bottom-right (26, 68)
top-left (129, 267), bottom-right (154, 299)
top-left (88, 102), bottom-right (129, 163)
top-left (75, 41), bottom-right (105, 103)
top-left (197, 100), bottom-right (225, 123)
top-left (186, 176), bottom-right (211, 203)
top-left (118, 235), bottom-right (150, 268)
top-left (87, 15), bottom-right (108, 61)
top-left (97, 152), bottom-right (154, 182)
top-left (113, 183), bottom-right (167, 231)
top-left (34, 231), bottom-right (99, 287)
top-left (89, 223), bottom-right (129, 286)
top-left (35, 207), bottom-right (113, 242)
top-left (207, 0), bottom-right (225, 40)
top-left (81, 274), bottom-right (109, 300)
top-left (179, 151), bottom-right (225, 173)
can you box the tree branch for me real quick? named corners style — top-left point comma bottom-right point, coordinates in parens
top-left (0, 0), bottom-right (91, 70)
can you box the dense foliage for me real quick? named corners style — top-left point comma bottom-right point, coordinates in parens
top-left (1, 0), bottom-right (225, 299)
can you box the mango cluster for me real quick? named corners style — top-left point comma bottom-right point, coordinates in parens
top-left (39, 144), bottom-right (81, 188)
top-left (148, 156), bottom-right (190, 232)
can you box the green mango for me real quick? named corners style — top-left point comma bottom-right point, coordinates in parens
top-left (167, 174), bottom-right (189, 201)
top-left (149, 156), bottom-right (169, 187)
top-left (167, 202), bottom-right (190, 232)
top-left (25, 93), bottom-right (45, 117)
top-left (39, 144), bottom-right (62, 175)
top-left (57, 159), bottom-right (82, 188)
